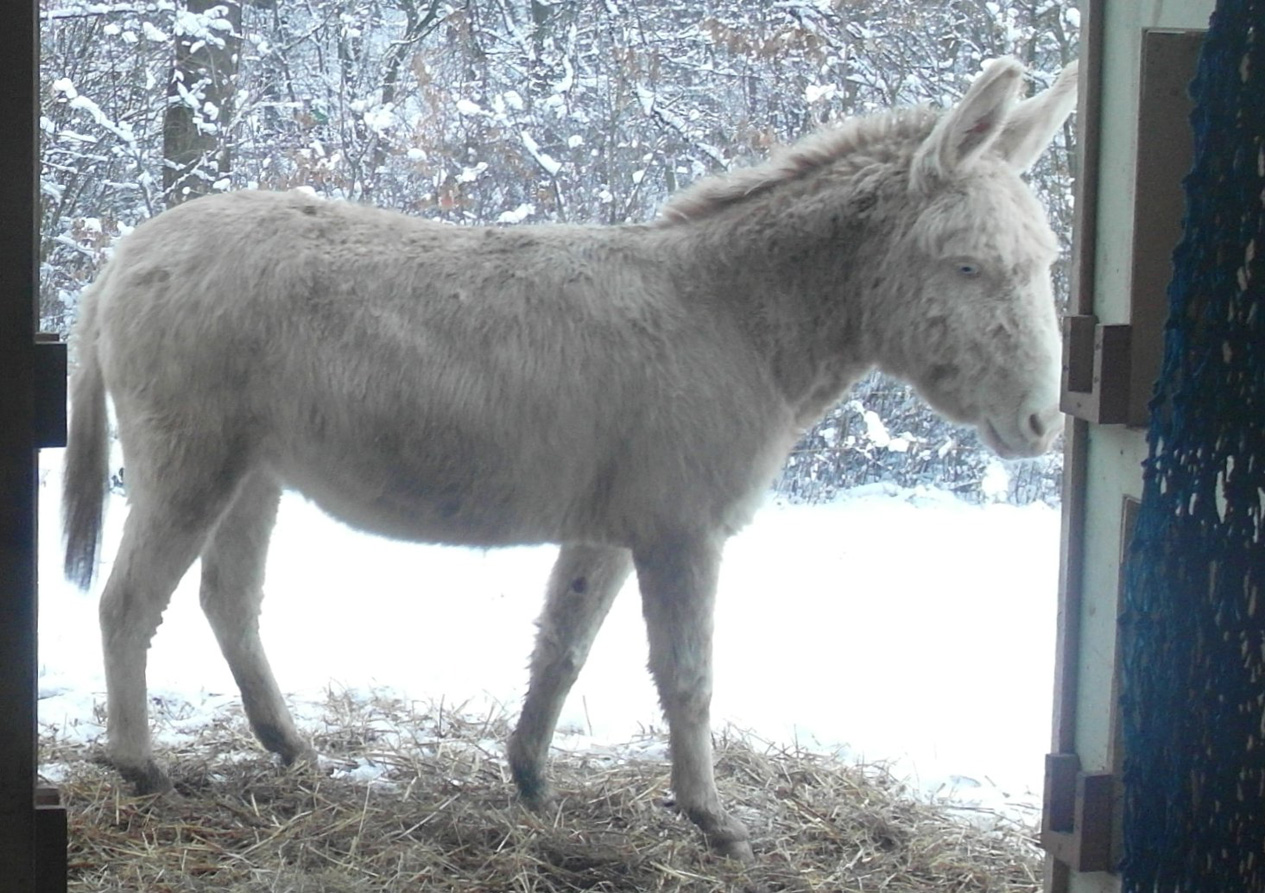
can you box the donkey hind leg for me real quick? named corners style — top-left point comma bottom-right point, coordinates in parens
top-left (99, 474), bottom-right (242, 794)
top-left (198, 475), bottom-right (314, 767)
top-left (508, 543), bottom-right (633, 808)
top-left (634, 536), bottom-right (753, 862)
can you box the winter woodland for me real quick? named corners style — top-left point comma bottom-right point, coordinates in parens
top-left (39, 0), bottom-right (1079, 503)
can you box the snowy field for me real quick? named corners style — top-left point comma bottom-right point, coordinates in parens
top-left (35, 449), bottom-right (1059, 821)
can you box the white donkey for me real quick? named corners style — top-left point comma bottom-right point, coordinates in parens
top-left (64, 58), bottom-right (1077, 860)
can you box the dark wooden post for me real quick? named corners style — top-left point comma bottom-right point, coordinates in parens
top-left (0, 3), bottom-right (69, 890)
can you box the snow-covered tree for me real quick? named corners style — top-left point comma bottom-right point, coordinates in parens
top-left (164, 0), bottom-right (244, 203)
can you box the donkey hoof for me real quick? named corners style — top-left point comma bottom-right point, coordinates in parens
top-left (281, 748), bottom-right (325, 780)
top-left (688, 809), bottom-right (753, 862)
top-left (710, 835), bottom-right (755, 863)
top-left (514, 777), bottom-right (556, 813)
top-left (282, 746), bottom-right (322, 769)
top-left (510, 770), bottom-right (555, 812)
top-left (117, 759), bottom-right (174, 796)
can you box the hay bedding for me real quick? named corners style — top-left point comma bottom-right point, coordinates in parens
top-left (40, 692), bottom-right (1042, 892)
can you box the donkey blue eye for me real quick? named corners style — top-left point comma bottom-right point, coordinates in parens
top-left (957, 262), bottom-right (980, 277)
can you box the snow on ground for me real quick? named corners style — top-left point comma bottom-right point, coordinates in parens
top-left (36, 449), bottom-right (1059, 821)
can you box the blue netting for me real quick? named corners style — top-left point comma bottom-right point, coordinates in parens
top-left (1121, 2), bottom-right (1265, 890)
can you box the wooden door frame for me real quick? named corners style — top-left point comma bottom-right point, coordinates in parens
top-left (0, 3), bottom-right (68, 891)
top-left (1044, 4), bottom-right (1210, 890)
top-left (1042, 2), bottom-right (1103, 887)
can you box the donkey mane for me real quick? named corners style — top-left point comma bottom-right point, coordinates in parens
top-left (656, 106), bottom-right (938, 225)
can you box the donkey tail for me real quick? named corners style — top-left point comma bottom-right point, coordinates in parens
top-left (62, 274), bottom-right (110, 590)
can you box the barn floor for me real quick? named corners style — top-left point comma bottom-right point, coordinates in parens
top-left (39, 690), bottom-right (1043, 892)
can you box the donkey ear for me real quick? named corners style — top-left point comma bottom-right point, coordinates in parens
top-left (912, 57), bottom-right (1024, 191)
top-left (991, 60), bottom-right (1079, 172)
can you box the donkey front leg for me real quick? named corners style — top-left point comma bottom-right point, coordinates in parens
top-left (199, 475), bottom-right (314, 767)
top-left (509, 542), bottom-right (633, 807)
top-left (634, 535), bottom-right (753, 862)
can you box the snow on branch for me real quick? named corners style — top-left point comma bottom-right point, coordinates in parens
top-left (174, 7), bottom-right (236, 46)
top-left (50, 78), bottom-right (137, 148)
top-left (635, 86), bottom-right (727, 168)
top-left (520, 131), bottom-right (561, 177)
top-left (41, 2), bottom-right (174, 20)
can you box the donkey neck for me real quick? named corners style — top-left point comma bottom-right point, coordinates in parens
top-left (650, 176), bottom-right (896, 426)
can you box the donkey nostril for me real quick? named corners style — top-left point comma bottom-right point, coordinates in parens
top-left (1028, 412), bottom-right (1045, 439)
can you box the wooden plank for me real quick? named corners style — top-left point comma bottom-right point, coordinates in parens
top-left (1046, 4), bottom-right (1103, 890)
top-left (1044, 752), bottom-right (1080, 833)
top-left (1061, 317), bottom-right (1131, 424)
top-left (1054, 415), bottom-right (1089, 755)
top-left (1074, 772), bottom-right (1115, 872)
top-left (1128, 30), bottom-right (1202, 427)
top-left (1093, 324), bottom-right (1132, 424)
top-left (0, 2), bottom-right (53, 890)
top-left (1052, 0), bottom-right (1104, 764)
top-left (1108, 497), bottom-right (1141, 867)
top-left (1070, 0), bottom-right (1104, 320)
top-left (1064, 31), bottom-right (1201, 431)
top-left (34, 340), bottom-right (68, 450)
top-left (1062, 315), bottom-right (1097, 397)
top-left (1041, 752), bottom-right (1115, 873)
top-left (34, 789), bottom-right (67, 893)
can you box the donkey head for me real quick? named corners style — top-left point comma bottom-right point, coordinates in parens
top-left (880, 58), bottom-right (1077, 459)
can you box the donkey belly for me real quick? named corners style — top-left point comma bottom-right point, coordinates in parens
top-left (270, 411), bottom-right (764, 551)
top-left (270, 410), bottom-right (592, 548)
top-left (304, 490), bottom-right (545, 547)
top-left (276, 459), bottom-right (562, 548)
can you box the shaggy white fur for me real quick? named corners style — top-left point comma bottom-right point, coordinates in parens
top-left (63, 57), bottom-right (1077, 861)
